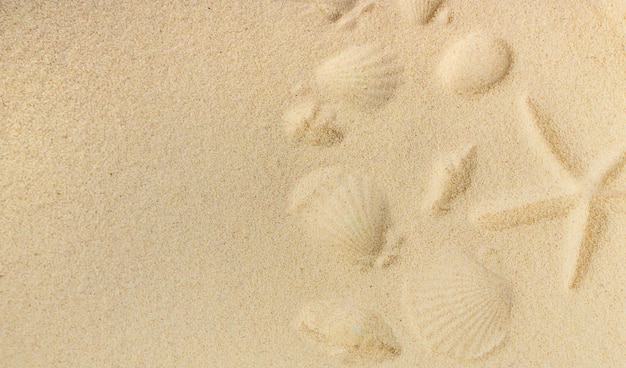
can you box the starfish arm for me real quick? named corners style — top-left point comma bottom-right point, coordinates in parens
top-left (591, 149), bottom-right (626, 188)
top-left (472, 192), bottom-right (579, 231)
top-left (603, 189), bottom-right (626, 214)
top-left (518, 96), bottom-right (580, 182)
top-left (562, 199), bottom-right (607, 289)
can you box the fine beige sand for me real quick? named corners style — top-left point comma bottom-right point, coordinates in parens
top-left (1, 1), bottom-right (625, 367)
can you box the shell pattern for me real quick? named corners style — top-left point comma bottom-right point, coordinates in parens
top-left (396, 0), bottom-right (444, 24)
top-left (294, 299), bottom-right (401, 362)
top-left (402, 250), bottom-right (513, 360)
top-left (437, 32), bottom-right (512, 95)
top-left (289, 167), bottom-right (390, 266)
top-left (315, 44), bottom-right (404, 108)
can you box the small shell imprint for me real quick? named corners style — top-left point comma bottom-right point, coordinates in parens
top-left (283, 99), bottom-right (343, 146)
top-left (313, 0), bottom-right (356, 21)
top-left (397, 0), bottom-right (444, 24)
top-left (315, 44), bottom-right (403, 108)
top-left (288, 167), bottom-right (390, 266)
top-left (423, 145), bottom-right (477, 214)
top-left (403, 250), bottom-right (513, 360)
top-left (438, 32), bottom-right (512, 94)
top-left (294, 299), bottom-right (401, 362)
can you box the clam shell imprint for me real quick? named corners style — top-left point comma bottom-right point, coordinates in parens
top-left (294, 299), bottom-right (401, 362)
top-left (315, 44), bottom-right (403, 108)
top-left (438, 32), bottom-right (512, 94)
top-left (403, 251), bottom-right (513, 360)
top-left (288, 167), bottom-right (390, 265)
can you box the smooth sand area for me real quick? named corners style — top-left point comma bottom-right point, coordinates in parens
top-left (1, 1), bottom-right (624, 367)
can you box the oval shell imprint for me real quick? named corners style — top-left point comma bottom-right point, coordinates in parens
top-left (293, 299), bottom-right (401, 362)
top-left (402, 250), bottom-right (513, 360)
top-left (288, 167), bottom-right (392, 266)
top-left (315, 44), bottom-right (404, 109)
top-left (437, 32), bottom-right (512, 95)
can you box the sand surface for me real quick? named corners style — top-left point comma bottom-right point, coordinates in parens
top-left (0, 1), bottom-right (625, 367)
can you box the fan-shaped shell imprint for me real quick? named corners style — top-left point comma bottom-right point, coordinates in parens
top-left (288, 167), bottom-right (390, 265)
top-left (397, 0), bottom-right (444, 24)
top-left (402, 251), bottom-right (513, 360)
top-left (438, 32), bottom-right (512, 95)
top-left (293, 299), bottom-right (401, 362)
top-left (315, 44), bottom-right (404, 108)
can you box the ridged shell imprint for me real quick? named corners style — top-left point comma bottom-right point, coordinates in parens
top-left (315, 44), bottom-right (404, 108)
top-left (313, 0), bottom-right (356, 21)
top-left (438, 32), bottom-right (512, 94)
top-left (396, 0), bottom-right (444, 24)
top-left (402, 250), bottom-right (513, 360)
top-left (288, 167), bottom-right (390, 265)
top-left (293, 299), bottom-right (401, 362)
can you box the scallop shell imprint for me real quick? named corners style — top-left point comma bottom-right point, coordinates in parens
top-left (288, 167), bottom-right (390, 266)
top-left (396, 0), bottom-right (444, 24)
top-left (438, 32), bottom-right (512, 94)
top-left (402, 250), bottom-right (513, 360)
top-left (293, 299), bottom-right (401, 362)
top-left (315, 44), bottom-right (404, 108)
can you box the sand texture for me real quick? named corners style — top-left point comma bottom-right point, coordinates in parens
top-left (1, 1), bottom-right (625, 367)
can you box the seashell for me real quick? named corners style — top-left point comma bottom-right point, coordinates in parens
top-left (423, 145), bottom-right (477, 214)
top-left (315, 44), bottom-right (404, 109)
top-left (437, 32), bottom-right (512, 95)
top-left (396, 0), bottom-right (444, 24)
top-left (288, 167), bottom-right (390, 266)
top-left (402, 250), bottom-right (513, 360)
top-left (313, 0), bottom-right (356, 21)
top-left (282, 99), bottom-right (343, 146)
top-left (293, 299), bottom-right (401, 362)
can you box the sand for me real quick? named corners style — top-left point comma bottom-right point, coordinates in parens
top-left (0, 1), bottom-right (624, 367)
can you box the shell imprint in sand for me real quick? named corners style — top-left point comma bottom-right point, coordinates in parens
top-left (403, 250), bottom-right (513, 360)
top-left (315, 44), bottom-right (404, 109)
top-left (438, 32), bottom-right (512, 95)
top-left (423, 145), bottom-right (477, 214)
top-left (293, 299), bottom-right (401, 362)
top-left (282, 99), bottom-right (343, 146)
top-left (288, 167), bottom-right (393, 267)
top-left (313, 0), bottom-right (356, 21)
top-left (396, 0), bottom-right (444, 25)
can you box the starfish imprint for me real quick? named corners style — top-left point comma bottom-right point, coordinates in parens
top-left (473, 96), bottom-right (626, 289)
